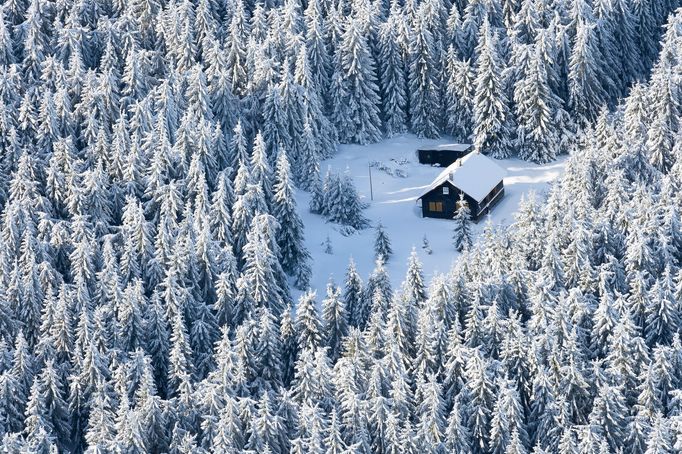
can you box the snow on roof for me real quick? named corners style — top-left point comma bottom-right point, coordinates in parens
top-left (421, 152), bottom-right (506, 202)
top-left (418, 143), bottom-right (472, 152)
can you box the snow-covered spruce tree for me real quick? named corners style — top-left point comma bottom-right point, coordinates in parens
top-left (374, 222), bottom-right (393, 262)
top-left (250, 132), bottom-right (274, 209)
top-left (308, 168), bottom-right (326, 214)
top-left (231, 176), bottom-right (268, 262)
top-left (278, 60), bottom-right (306, 162)
top-left (408, 4), bottom-right (441, 139)
top-left (262, 85), bottom-right (291, 161)
top-left (597, 0), bottom-right (644, 90)
top-left (474, 19), bottom-right (513, 158)
top-left (328, 55), bottom-right (353, 144)
top-left (568, 17), bottom-right (610, 125)
top-left (344, 258), bottom-right (366, 329)
top-left (459, 0), bottom-right (488, 60)
top-left (304, 0), bottom-right (331, 103)
top-left (333, 17), bottom-right (383, 144)
top-left (452, 193), bottom-right (473, 252)
top-left (295, 290), bottom-right (322, 352)
top-left (364, 258), bottom-right (393, 314)
top-left (236, 214), bottom-right (289, 321)
top-left (514, 46), bottom-right (563, 163)
top-left (295, 44), bottom-right (336, 160)
top-left (403, 247), bottom-right (427, 305)
top-left (210, 170), bottom-right (234, 249)
top-left (646, 15), bottom-right (682, 174)
top-left (227, 120), bottom-right (249, 179)
top-left (296, 120), bottom-right (321, 191)
top-left (444, 46), bottom-right (475, 141)
top-left (273, 148), bottom-right (312, 289)
top-left (378, 8), bottom-right (408, 136)
top-left (320, 167), bottom-right (339, 217)
top-left (322, 279), bottom-right (348, 361)
top-left (415, 374), bottom-right (447, 447)
top-left (323, 235), bottom-right (333, 254)
top-left (279, 305), bottom-right (298, 388)
top-left (223, 0), bottom-right (249, 96)
top-left (325, 169), bottom-right (368, 230)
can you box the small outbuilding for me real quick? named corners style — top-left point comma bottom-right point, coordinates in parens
top-left (416, 143), bottom-right (473, 167)
top-left (417, 152), bottom-right (506, 221)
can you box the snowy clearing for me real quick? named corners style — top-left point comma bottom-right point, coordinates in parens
top-left (295, 134), bottom-right (569, 297)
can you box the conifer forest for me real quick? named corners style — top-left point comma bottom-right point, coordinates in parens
top-left (1, 0), bottom-right (682, 451)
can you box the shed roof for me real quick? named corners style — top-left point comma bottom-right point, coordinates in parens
top-left (420, 152), bottom-right (506, 203)
top-left (417, 143), bottom-right (472, 152)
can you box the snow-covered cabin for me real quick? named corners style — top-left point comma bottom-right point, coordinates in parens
top-left (417, 152), bottom-right (506, 221)
top-left (416, 143), bottom-right (473, 167)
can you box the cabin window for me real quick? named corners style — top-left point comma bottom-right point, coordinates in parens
top-left (442, 187), bottom-right (449, 195)
top-left (428, 202), bottom-right (443, 212)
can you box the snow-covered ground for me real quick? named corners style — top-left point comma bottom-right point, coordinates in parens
top-left (295, 135), bottom-right (568, 297)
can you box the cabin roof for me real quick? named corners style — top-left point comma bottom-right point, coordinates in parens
top-left (417, 143), bottom-right (472, 152)
top-left (420, 152), bottom-right (506, 203)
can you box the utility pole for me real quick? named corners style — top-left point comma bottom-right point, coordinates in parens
top-left (368, 162), bottom-right (374, 201)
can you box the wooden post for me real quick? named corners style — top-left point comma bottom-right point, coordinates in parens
top-left (368, 162), bottom-right (374, 201)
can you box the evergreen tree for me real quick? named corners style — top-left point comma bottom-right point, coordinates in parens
top-left (645, 268), bottom-right (680, 345)
top-left (445, 396), bottom-right (473, 453)
top-left (374, 222), bottom-right (393, 262)
top-left (295, 44), bottom-right (336, 161)
top-left (323, 235), bottom-right (333, 254)
top-left (568, 18), bottom-right (610, 124)
top-left (378, 10), bottom-right (408, 136)
top-left (250, 132), bottom-right (274, 208)
top-left (403, 247), bottom-right (427, 305)
top-left (515, 46), bottom-right (562, 163)
top-left (273, 148), bottom-right (312, 289)
top-left (238, 214), bottom-right (289, 319)
top-left (415, 375), bottom-right (447, 448)
top-left (334, 18), bottom-right (383, 144)
top-left (344, 259), bottom-right (367, 329)
top-left (445, 48), bottom-right (476, 141)
top-left (408, 4), bottom-right (441, 138)
top-left (322, 280), bottom-right (349, 361)
top-left (463, 350), bottom-right (496, 451)
top-left (168, 313), bottom-right (193, 396)
top-left (588, 384), bottom-right (628, 451)
top-left (296, 291), bottom-right (322, 352)
top-left (645, 414), bottom-right (673, 454)
top-left (474, 20), bottom-right (513, 158)
top-left (255, 307), bottom-right (284, 388)
top-left (453, 193), bottom-right (473, 252)
top-left (296, 121), bottom-right (321, 190)
top-left (342, 171), bottom-right (369, 229)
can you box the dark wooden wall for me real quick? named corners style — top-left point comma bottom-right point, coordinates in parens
top-left (419, 182), bottom-right (479, 219)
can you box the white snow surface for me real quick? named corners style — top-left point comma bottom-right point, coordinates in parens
top-left (426, 152), bottom-right (507, 202)
top-left (294, 135), bottom-right (568, 299)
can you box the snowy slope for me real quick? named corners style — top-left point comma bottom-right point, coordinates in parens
top-left (295, 135), bottom-right (568, 297)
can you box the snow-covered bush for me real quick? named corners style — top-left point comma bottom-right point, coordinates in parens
top-left (319, 169), bottom-right (368, 229)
